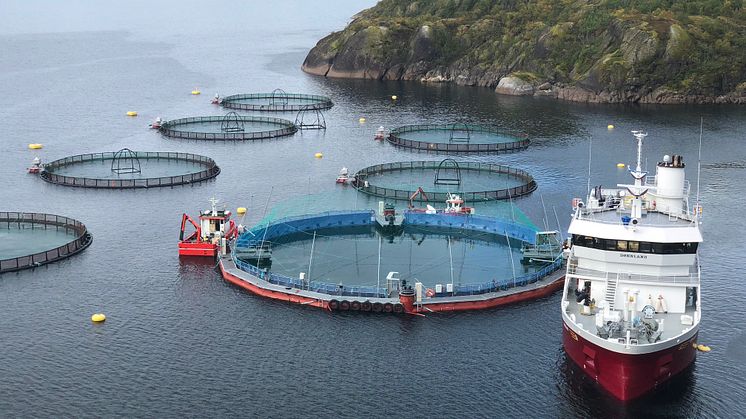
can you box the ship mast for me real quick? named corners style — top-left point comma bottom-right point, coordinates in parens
top-left (627, 131), bottom-right (648, 220)
top-left (630, 130), bottom-right (647, 187)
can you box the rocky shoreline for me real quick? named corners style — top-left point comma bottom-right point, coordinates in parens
top-left (302, 2), bottom-right (746, 106)
top-left (303, 61), bottom-right (746, 105)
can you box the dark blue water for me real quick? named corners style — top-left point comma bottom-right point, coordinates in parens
top-left (1, 1), bottom-right (745, 417)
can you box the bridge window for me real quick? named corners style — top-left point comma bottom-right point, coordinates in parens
top-left (571, 235), bottom-right (698, 254)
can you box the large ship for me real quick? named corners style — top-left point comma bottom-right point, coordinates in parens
top-left (561, 131), bottom-right (703, 401)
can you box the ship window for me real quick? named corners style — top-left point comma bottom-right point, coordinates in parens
top-left (683, 242), bottom-right (699, 253)
top-left (571, 235), bottom-right (697, 254)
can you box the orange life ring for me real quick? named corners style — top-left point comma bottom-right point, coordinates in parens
top-left (426, 288), bottom-right (435, 297)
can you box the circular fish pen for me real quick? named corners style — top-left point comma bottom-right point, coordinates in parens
top-left (228, 210), bottom-right (562, 311)
top-left (0, 212), bottom-right (92, 274)
top-left (158, 113), bottom-right (296, 140)
top-left (352, 160), bottom-right (537, 202)
top-left (221, 89), bottom-right (333, 112)
top-left (40, 150), bottom-right (220, 189)
top-left (387, 123), bottom-right (529, 153)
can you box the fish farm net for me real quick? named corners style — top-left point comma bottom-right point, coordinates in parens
top-left (352, 160), bottom-right (537, 202)
top-left (220, 90), bottom-right (333, 112)
top-left (40, 150), bottom-right (220, 189)
top-left (247, 189), bottom-right (538, 232)
top-left (234, 210), bottom-right (559, 298)
top-left (0, 212), bottom-right (92, 273)
top-left (158, 114), bottom-right (296, 140)
top-left (387, 123), bottom-right (529, 153)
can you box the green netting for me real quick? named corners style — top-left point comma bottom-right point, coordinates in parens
top-left (249, 188), bottom-right (538, 232)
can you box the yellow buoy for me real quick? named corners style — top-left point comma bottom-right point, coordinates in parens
top-left (359, 117), bottom-right (366, 123)
top-left (91, 313), bottom-right (106, 323)
top-left (616, 163), bottom-right (626, 168)
top-left (28, 143), bottom-right (43, 150)
top-left (607, 124), bottom-right (614, 129)
top-left (697, 344), bottom-right (711, 352)
top-left (191, 89), bottom-right (201, 95)
top-left (391, 95), bottom-right (398, 100)
top-left (314, 152), bottom-right (323, 159)
top-left (126, 111), bottom-right (138, 117)
top-left (237, 207), bottom-right (247, 215)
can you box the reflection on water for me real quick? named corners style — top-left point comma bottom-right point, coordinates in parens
top-left (263, 224), bottom-right (535, 287)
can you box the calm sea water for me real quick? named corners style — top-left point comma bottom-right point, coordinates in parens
top-left (264, 225), bottom-right (535, 287)
top-left (1, 1), bottom-right (745, 417)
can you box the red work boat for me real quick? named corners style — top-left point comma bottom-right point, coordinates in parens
top-left (27, 157), bottom-right (42, 174)
top-left (179, 198), bottom-right (238, 257)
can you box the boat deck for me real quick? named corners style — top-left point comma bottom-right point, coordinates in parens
top-left (564, 299), bottom-right (698, 343)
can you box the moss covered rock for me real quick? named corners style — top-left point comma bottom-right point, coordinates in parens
top-left (303, 0), bottom-right (746, 104)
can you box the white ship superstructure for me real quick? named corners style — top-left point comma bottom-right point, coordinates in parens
top-left (561, 131), bottom-right (703, 401)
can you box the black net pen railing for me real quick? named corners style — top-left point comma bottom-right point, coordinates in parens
top-left (220, 111), bottom-right (245, 132)
top-left (387, 124), bottom-right (529, 153)
top-left (158, 115), bottom-right (297, 140)
top-left (111, 148), bottom-right (142, 174)
top-left (270, 88), bottom-right (289, 106)
top-left (352, 161), bottom-right (537, 202)
top-left (449, 123), bottom-right (471, 143)
top-left (0, 212), bottom-right (92, 274)
top-left (434, 158), bottom-right (462, 186)
top-left (294, 106), bottom-right (326, 130)
top-left (40, 151), bottom-right (220, 189)
top-left (220, 92), bottom-right (333, 112)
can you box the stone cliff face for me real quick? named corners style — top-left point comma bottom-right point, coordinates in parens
top-left (302, 1), bottom-right (746, 104)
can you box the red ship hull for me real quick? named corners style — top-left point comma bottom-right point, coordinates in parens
top-left (178, 241), bottom-right (217, 257)
top-left (562, 322), bottom-right (697, 401)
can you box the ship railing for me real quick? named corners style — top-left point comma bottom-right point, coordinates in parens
top-left (232, 251), bottom-right (565, 298)
top-left (575, 207), bottom-right (697, 226)
top-left (567, 265), bottom-right (700, 285)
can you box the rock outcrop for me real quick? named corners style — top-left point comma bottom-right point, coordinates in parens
top-left (302, 1), bottom-right (746, 104)
top-left (495, 77), bottom-right (535, 96)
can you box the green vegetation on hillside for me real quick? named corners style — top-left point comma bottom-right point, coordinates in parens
top-left (305, 0), bottom-right (746, 101)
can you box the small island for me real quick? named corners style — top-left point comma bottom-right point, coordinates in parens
top-left (303, 0), bottom-right (746, 104)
